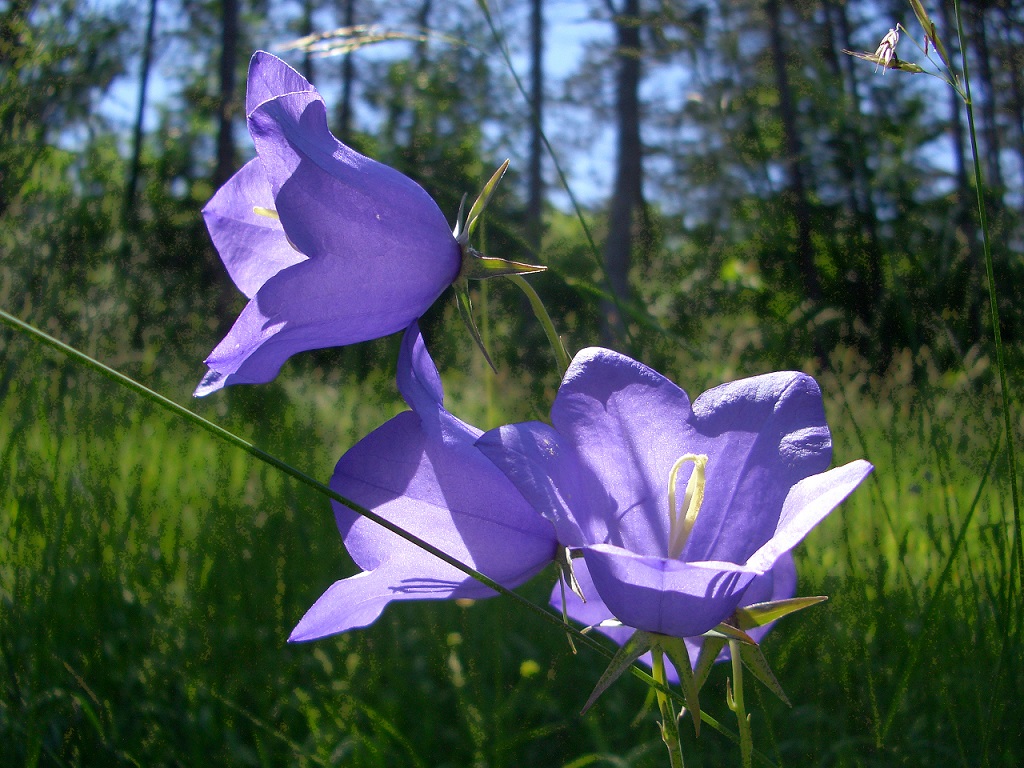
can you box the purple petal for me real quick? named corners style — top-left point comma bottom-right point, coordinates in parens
top-left (293, 326), bottom-right (556, 641)
top-left (395, 321), bottom-right (445, 421)
top-left (582, 543), bottom-right (758, 638)
top-left (331, 414), bottom-right (554, 585)
top-left (551, 552), bottom-right (798, 682)
top-left (196, 53), bottom-right (460, 395)
top-left (201, 159), bottom-right (307, 298)
top-left (545, 351), bottom-right (833, 566)
top-left (549, 348), bottom-right (694, 555)
top-left (290, 552), bottom-right (495, 641)
top-left (476, 422), bottom-right (599, 548)
top-left (682, 373), bottom-right (834, 565)
top-left (245, 51), bottom-right (314, 115)
top-left (745, 460), bottom-right (874, 572)
top-left (247, 75), bottom-right (458, 283)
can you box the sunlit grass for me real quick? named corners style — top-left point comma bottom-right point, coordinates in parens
top-left (2, 315), bottom-right (1020, 766)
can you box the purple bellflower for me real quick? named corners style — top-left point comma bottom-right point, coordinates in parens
top-left (195, 52), bottom-right (461, 396)
top-left (477, 348), bottom-right (873, 661)
top-left (290, 323), bottom-right (558, 641)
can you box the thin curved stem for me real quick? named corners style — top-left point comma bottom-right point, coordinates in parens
top-left (728, 641), bottom-right (753, 768)
top-left (952, 0), bottom-right (1022, 605)
top-left (652, 648), bottom-right (686, 768)
top-left (507, 272), bottom-right (571, 377)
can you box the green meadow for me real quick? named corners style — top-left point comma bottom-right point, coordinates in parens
top-left (2, 295), bottom-right (1020, 766)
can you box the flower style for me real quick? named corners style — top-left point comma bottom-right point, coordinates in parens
top-left (195, 52), bottom-right (461, 396)
top-left (290, 323), bottom-right (558, 641)
top-left (477, 348), bottom-right (873, 653)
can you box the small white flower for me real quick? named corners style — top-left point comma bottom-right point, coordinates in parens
top-left (874, 27), bottom-right (900, 72)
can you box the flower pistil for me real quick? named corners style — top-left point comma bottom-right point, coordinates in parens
top-left (667, 453), bottom-right (708, 559)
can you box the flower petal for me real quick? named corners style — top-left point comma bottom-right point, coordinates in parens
top-left (552, 553), bottom-right (797, 681)
top-left (549, 347), bottom-right (695, 555)
top-left (246, 64), bottom-right (459, 291)
top-left (292, 325), bottom-right (556, 640)
top-left (290, 557), bottom-right (488, 641)
top-left (201, 159), bottom-right (307, 299)
top-left (246, 50), bottom-right (315, 115)
top-left (196, 53), bottom-right (461, 395)
top-left (745, 459), bottom-right (874, 572)
top-left (582, 543), bottom-right (758, 638)
top-left (680, 371), bottom-right (833, 565)
top-left (476, 421), bottom-right (599, 548)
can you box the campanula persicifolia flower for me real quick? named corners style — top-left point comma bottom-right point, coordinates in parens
top-left (477, 348), bottom-right (872, 646)
top-left (289, 323), bottom-right (557, 641)
top-left (195, 52), bottom-right (461, 396)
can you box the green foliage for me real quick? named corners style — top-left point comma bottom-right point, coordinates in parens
top-left (2, 327), bottom-right (1021, 766)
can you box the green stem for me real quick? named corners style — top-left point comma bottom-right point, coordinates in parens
top-left (952, 0), bottom-right (1023, 607)
top-left (507, 272), bottom-right (571, 377)
top-left (652, 648), bottom-right (686, 768)
top-left (729, 640), bottom-right (753, 768)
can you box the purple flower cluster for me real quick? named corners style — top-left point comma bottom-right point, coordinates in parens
top-left (199, 52), bottom-right (872, 677)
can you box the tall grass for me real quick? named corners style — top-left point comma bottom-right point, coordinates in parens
top-left (2, 310), bottom-right (1021, 765)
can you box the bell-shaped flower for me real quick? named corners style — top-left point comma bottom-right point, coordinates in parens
top-left (195, 52), bottom-right (461, 396)
top-left (477, 348), bottom-right (873, 647)
top-left (551, 552), bottom-right (796, 684)
top-left (290, 323), bottom-right (558, 641)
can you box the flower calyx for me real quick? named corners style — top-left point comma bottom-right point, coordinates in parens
top-left (450, 160), bottom-right (546, 371)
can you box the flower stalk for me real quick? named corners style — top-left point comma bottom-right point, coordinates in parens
top-left (727, 640), bottom-right (753, 768)
top-left (652, 648), bottom-right (686, 768)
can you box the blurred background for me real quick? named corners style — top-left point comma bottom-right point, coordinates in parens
top-left (1, 0), bottom-right (1022, 765)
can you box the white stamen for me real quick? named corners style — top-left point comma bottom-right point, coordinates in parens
top-left (667, 454), bottom-right (708, 559)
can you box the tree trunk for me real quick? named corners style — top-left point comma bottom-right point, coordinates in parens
top-left (968, 4), bottom-right (1005, 197)
top-left (765, 0), bottom-right (820, 305)
top-left (300, 0), bottom-right (315, 83)
top-left (214, 0), bottom-right (239, 188)
top-left (526, 0), bottom-right (544, 253)
top-left (824, 0), bottom-right (883, 331)
top-left (125, 0), bottom-right (158, 222)
top-left (601, 0), bottom-right (643, 344)
top-left (337, 0), bottom-right (356, 142)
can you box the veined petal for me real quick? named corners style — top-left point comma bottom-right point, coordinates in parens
top-left (246, 50), bottom-right (315, 115)
top-left (745, 460), bottom-right (874, 572)
top-left (292, 325), bottom-right (556, 640)
top-left (201, 159), bottom-right (307, 298)
top-left (682, 372), bottom-right (833, 565)
top-left (476, 421), bottom-right (599, 548)
top-left (290, 558), bottom-right (494, 641)
top-left (551, 347), bottom-right (695, 555)
top-left (582, 543), bottom-right (759, 639)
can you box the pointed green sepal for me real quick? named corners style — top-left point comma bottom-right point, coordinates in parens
top-left (704, 622), bottom-right (757, 646)
top-left (454, 280), bottom-right (496, 372)
top-left (581, 630), bottom-right (654, 714)
top-left (733, 596), bottom-right (827, 631)
top-left (458, 159), bottom-right (509, 243)
top-left (661, 636), bottom-right (702, 736)
top-left (460, 249), bottom-right (546, 281)
top-left (738, 641), bottom-right (790, 706)
top-left (693, 635), bottom-right (728, 690)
